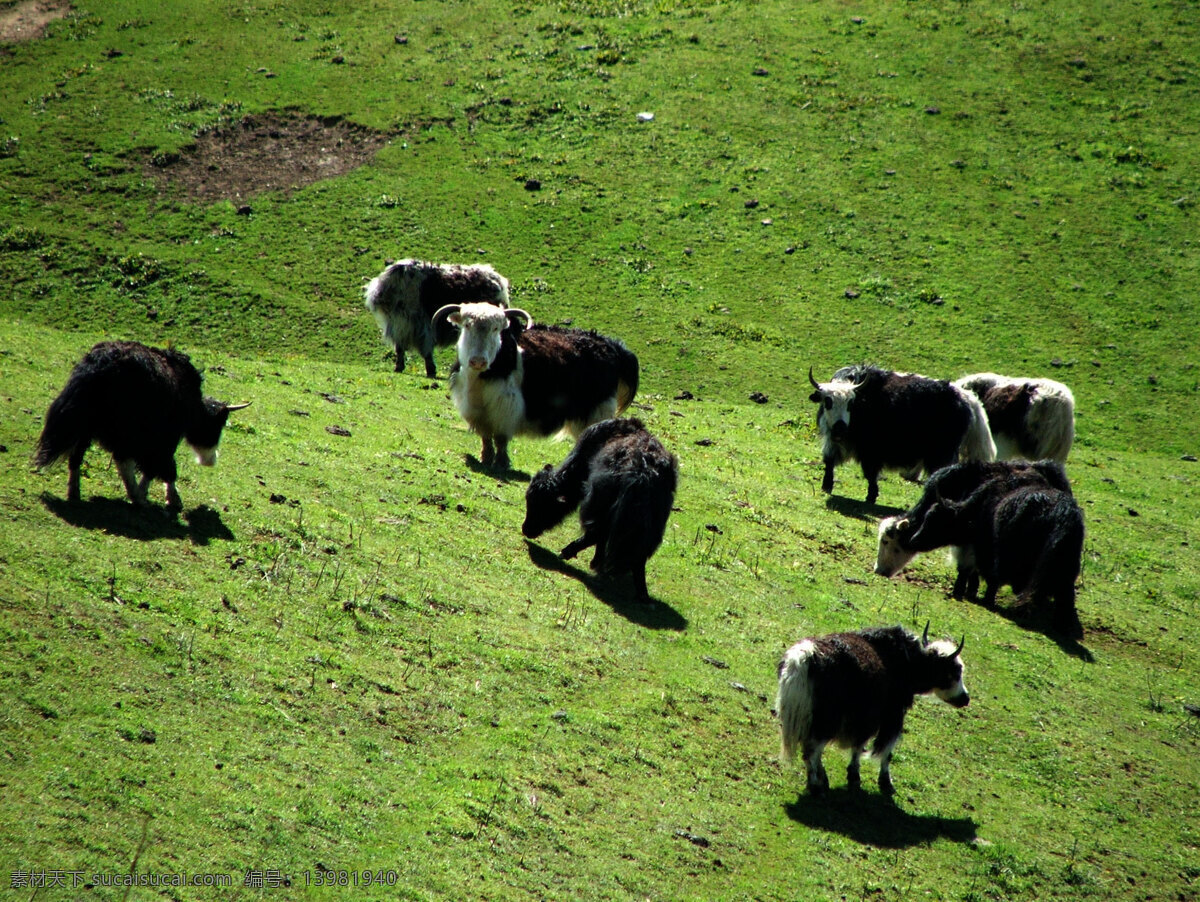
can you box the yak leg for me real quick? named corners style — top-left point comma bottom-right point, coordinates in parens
top-left (861, 463), bottom-right (881, 504)
top-left (820, 460), bottom-right (835, 494)
top-left (422, 352), bottom-right (438, 379)
top-left (67, 444), bottom-right (88, 502)
top-left (874, 719), bottom-right (904, 797)
top-left (393, 345), bottom-right (406, 373)
top-left (479, 434), bottom-right (496, 467)
top-left (847, 743), bottom-right (869, 790)
top-left (630, 559), bottom-right (651, 602)
top-left (561, 530), bottom-right (598, 561)
top-left (492, 435), bottom-right (511, 471)
top-left (1052, 586), bottom-right (1083, 638)
top-left (802, 739), bottom-right (830, 795)
top-left (116, 459), bottom-right (146, 505)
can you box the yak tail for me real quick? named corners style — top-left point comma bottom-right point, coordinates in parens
top-left (33, 388), bottom-right (87, 470)
top-left (955, 386), bottom-right (997, 463)
top-left (1027, 383), bottom-right (1076, 462)
top-left (614, 344), bottom-right (640, 415)
top-left (776, 643), bottom-right (816, 764)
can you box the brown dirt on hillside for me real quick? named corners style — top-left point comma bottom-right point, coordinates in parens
top-left (143, 112), bottom-right (392, 204)
top-left (0, 0), bottom-right (69, 44)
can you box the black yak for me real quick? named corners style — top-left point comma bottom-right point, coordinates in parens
top-left (522, 418), bottom-right (677, 601)
top-left (34, 341), bottom-right (249, 510)
top-left (876, 459), bottom-right (1073, 599)
top-left (777, 624), bottom-right (969, 796)
top-left (808, 365), bottom-right (995, 504)
top-left (434, 303), bottom-right (639, 471)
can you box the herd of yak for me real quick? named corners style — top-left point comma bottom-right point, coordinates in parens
top-left (31, 258), bottom-right (1085, 797)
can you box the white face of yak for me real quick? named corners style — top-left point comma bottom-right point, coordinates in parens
top-left (926, 640), bottom-right (970, 708)
top-left (450, 303), bottom-right (510, 372)
top-left (191, 445), bottom-right (219, 467)
top-left (875, 516), bottom-right (918, 577)
top-left (810, 381), bottom-right (857, 439)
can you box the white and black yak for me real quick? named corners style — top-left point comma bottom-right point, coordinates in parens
top-left (522, 418), bottom-right (678, 602)
top-left (434, 302), bottom-right (639, 471)
top-left (777, 624), bottom-right (969, 796)
top-left (33, 341), bottom-right (249, 511)
top-left (875, 461), bottom-right (1085, 637)
top-left (809, 364), bottom-right (995, 504)
top-left (364, 259), bottom-right (509, 376)
top-left (953, 373), bottom-right (1075, 462)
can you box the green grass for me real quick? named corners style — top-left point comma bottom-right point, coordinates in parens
top-left (1, 0), bottom-right (1199, 899)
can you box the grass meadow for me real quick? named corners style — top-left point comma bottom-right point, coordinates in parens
top-left (1, 0), bottom-right (1198, 898)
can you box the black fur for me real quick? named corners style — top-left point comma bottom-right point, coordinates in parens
top-left (34, 341), bottom-right (240, 510)
top-left (778, 625), bottom-right (968, 795)
top-left (523, 418), bottom-right (677, 601)
top-left (813, 365), bottom-right (983, 503)
top-left (893, 460), bottom-right (1073, 600)
top-left (904, 467), bottom-right (1085, 637)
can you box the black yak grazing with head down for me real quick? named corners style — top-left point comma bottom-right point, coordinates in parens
top-left (34, 341), bottom-right (249, 511)
top-left (522, 418), bottom-right (677, 602)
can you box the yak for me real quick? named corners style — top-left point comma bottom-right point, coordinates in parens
top-left (777, 624), bottom-right (969, 796)
top-left (34, 341), bottom-right (249, 511)
top-left (522, 418), bottom-right (678, 601)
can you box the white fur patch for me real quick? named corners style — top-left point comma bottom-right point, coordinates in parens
top-left (875, 516), bottom-right (918, 576)
top-left (192, 445), bottom-right (218, 467)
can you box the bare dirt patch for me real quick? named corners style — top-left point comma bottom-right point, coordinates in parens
top-left (144, 112), bottom-right (392, 204)
top-left (0, 0), bottom-right (69, 44)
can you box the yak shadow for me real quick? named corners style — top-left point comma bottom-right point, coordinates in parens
top-left (42, 494), bottom-right (234, 545)
top-left (525, 540), bottom-right (688, 631)
top-left (463, 454), bottom-right (533, 484)
top-left (785, 788), bottom-right (977, 848)
top-left (962, 594), bottom-right (1095, 662)
top-left (824, 494), bottom-right (906, 523)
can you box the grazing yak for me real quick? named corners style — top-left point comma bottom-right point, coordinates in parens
top-left (434, 303), bottom-right (639, 471)
top-left (34, 341), bottom-right (249, 511)
top-left (876, 461), bottom-right (1084, 637)
top-left (876, 460), bottom-right (1073, 598)
top-left (808, 365), bottom-right (996, 503)
top-left (777, 624), bottom-right (969, 796)
top-left (364, 259), bottom-right (509, 376)
top-left (522, 418), bottom-right (678, 602)
top-left (953, 373), bottom-right (1075, 462)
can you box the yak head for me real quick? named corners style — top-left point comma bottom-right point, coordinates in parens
top-left (434, 303), bottom-right (532, 373)
top-left (920, 624), bottom-right (970, 708)
top-left (808, 366), bottom-right (860, 444)
top-left (875, 515), bottom-right (920, 577)
top-left (522, 464), bottom-right (572, 539)
top-left (187, 399), bottom-right (251, 466)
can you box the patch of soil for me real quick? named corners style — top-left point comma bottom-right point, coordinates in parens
top-left (0, 0), bottom-right (69, 44)
top-left (144, 112), bottom-right (392, 203)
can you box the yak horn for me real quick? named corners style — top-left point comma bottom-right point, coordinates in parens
top-left (431, 304), bottom-right (462, 330)
top-left (921, 621), bottom-right (931, 646)
top-left (808, 366), bottom-right (821, 390)
top-left (952, 635), bottom-right (966, 657)
top-left (505, 308), bottom-right (533, 330)
top-left (225, 401), bottom-right (252, 411)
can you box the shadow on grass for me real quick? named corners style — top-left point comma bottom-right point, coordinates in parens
top-left (825, 494), bottom-right (906, 522)
top-left (463, 454), bottom-right (533, 484)
top-left (42, 494), bottom-right (234, 545)
top-left (967, 595), bottom-right (1095, 662)
top-left (525, 541), bottom-right (688, 631)
top-left (784, 788), bottom-right (977, 848)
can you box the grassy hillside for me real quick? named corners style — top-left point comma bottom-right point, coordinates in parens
top-left (1, 0), bottom-right (1198, 899)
